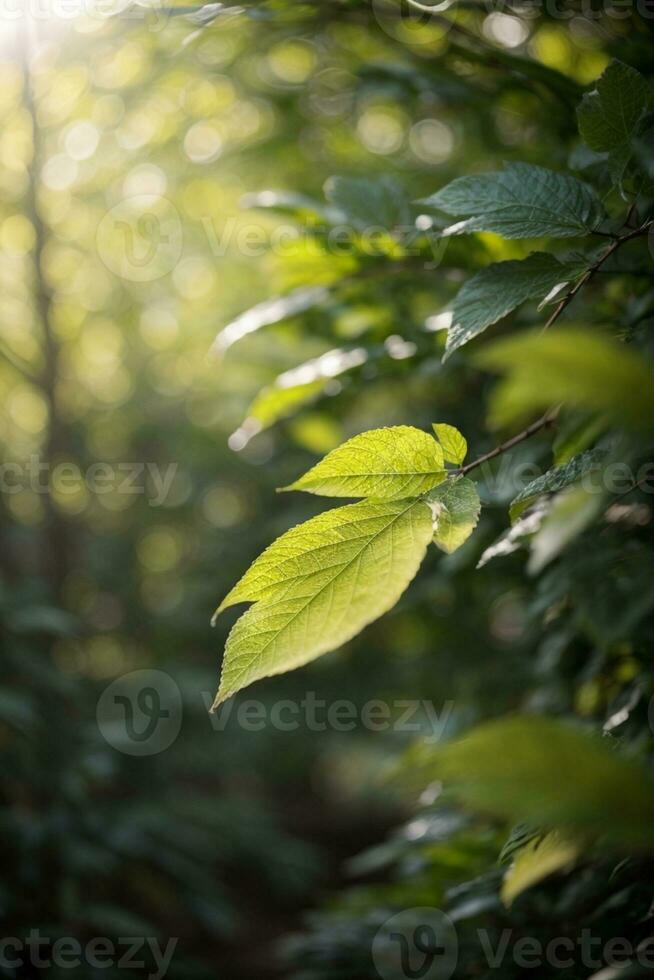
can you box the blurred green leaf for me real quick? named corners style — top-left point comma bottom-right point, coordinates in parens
top-left (477, 328), bottom-right (654, 432)
top-left (417, 715), bottom-right (654, 850)
top-left (324, 175), bottom-right (410, 232)
top-left (501, 832), bottom-right (580, 906)
top-left (528, 485), bottom-right (604, 574)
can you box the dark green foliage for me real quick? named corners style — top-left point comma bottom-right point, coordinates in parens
top-left (2, 2), bottom-right (654, 979)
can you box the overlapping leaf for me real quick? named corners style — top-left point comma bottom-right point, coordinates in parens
top-left (429, 477), bottom-right (481, 554)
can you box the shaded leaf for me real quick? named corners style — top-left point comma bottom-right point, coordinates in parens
top-left (509, 448), bottom-right (607, 522)
top-left (242, 189), bottom-right (339, 224)
top-left (445, 252), bottom-right (585, 358)
top-left (324, 175), bottom-right (410, 232)
top-left (577, 61), bottom-right (651, 188)
top-left (419, 163), bottom-right (605, 239)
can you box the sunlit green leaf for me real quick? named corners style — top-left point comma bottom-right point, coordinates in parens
top-left (213, 498), bottom-right (434, 705)
top-left (281, 426), bottom-right (447, 499)
top-left (432, 423), bottom-right (467, 464)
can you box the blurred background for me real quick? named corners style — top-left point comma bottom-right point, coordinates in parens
top-left (1, 2), bottom-right (653, 977)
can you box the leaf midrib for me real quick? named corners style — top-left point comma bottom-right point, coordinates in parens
top-left (223, 499), bottom-right (425, 686)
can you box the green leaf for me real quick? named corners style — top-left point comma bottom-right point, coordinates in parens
top-left (419, 163), bottom-right (605, 239)
top-left (501, 832), bottom-right (580, 906)
top-left (445, 252), bottom-right (585, 358)
top-left (476, 328), bottom-right (654, 433)
top-left (552, 412), bottom-right (608, 465)
top-left (229, 347), bottom-right (368, 449)
top-left (476, 501), bottom-right (549, 569)
top-left (509, 448), bottom-right (607, 522)
top-left (281, 426), bottom-right (447, 500)
top-left (528, 485), bottom-right (603, 575)
top-left (229, 381), bottom-right (325, 452)
top-left (243, 189), bottom-right (339, 224)
top-left (324, 175), bottom-right (409, 232)
top-left (432, 423), bottom-right (467, 465)
top-left (428, 477), bottom-right (481, 554)
top-left (416, 715), bottom-right (654, 851)
top-left (213, 498), bottom-right (434, 705)
top-left (577, 61), bottom-right (651, 188)
top-left (211, 286), bottom-right (328, 355)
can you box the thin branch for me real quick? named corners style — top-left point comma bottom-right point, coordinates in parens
top-left (459, 214), bottom-right (651, 478)
top-left (457, 408), bottom-right (558, 477)
top-left (543, 221), bottom-right (652, 332)
top-left (21, 20), bottom-right (71, 597)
